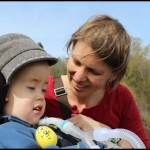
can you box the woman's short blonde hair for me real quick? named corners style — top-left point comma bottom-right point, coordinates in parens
top-left (66, 14), bottom-right (131, 89)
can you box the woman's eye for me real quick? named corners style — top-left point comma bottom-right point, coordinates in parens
top-left (27, 87), bottom-right (35, 90)
top-left (74, 59), bottom-right (81, 66)
top-left (88, 68), bottom-right (100, 75)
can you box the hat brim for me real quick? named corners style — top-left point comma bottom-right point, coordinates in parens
top-left (1, 50), bottom-right (58, 84)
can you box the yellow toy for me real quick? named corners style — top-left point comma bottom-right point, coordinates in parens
top-left (35, 126), bottom-right (58, 148)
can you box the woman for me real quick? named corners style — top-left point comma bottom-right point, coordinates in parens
top-left (44, 14), bottom-right (150, 148)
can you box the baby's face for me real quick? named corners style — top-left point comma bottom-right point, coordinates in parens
top-left (4, 61), bottom-right (50, 125)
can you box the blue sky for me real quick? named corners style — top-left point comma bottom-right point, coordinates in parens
top-left (0, 1), bottom-right (150, 58)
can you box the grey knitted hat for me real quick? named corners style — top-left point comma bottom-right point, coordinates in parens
top-left (0, 33), bottom-right (58, 84)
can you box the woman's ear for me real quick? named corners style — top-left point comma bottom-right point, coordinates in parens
top-left (110, 74), bottom-right (117, 81)
top-left (108, 74), bottom-right (117, 89)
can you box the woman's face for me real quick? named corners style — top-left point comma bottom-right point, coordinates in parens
top-left (67, 40), bottom-right (114, 97)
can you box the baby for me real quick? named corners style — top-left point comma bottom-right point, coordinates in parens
top-left (0, 33), bottom-right (58, 148)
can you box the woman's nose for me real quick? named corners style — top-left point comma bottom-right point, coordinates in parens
top-left (73, 68), bottom-right (87, 82)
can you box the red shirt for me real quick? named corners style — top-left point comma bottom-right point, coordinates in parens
top-left (44, 76), bottom-right (150, 148)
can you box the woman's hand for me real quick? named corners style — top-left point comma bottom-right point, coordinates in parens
top-left (68, 114), bottom-right (111, 131)
top-left (68, 114), bottom-right (133, 148)
top-left (118, 139), bottom-right (133, 149)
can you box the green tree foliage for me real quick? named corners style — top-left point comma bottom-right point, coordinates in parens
top-left (50, 57), bottom-right (67, 77)
top-left (122, 37), bottom-right (150, 129)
